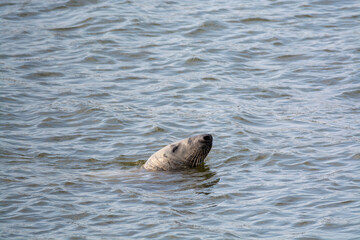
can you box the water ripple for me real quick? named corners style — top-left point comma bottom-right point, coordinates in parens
top-left (1, 0), bottom-right (360, 239)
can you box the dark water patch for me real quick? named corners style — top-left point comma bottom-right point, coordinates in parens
top-left (23, 71), bottom-right (64, 79)
top-left (202, 76), bottom-right (218, 81)
top-left (144, 126), bottom-right (166, 135)
top-left (241, 17), bottom-right (274, 23)
top-left (65, 0), bottom-right (100, 8)
top-left (184, 57), bottom-right (206, 65)
top-left (49, 23), bottom-right (91, 32)
top-left (275, 54), bottom-right (310, 61)
top-left (115, 159), bottom-right (146, 168)
top-left (295, 14), bottom-right (315, 18)
top-left (342, 14), bottom-right (360, 19)
top-left (337, 88), bottom-right (360, 100)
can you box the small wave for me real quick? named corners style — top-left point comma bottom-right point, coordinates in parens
top-left (185, 20), bottom-right (226, 36)
top-left (24, 71), bottom-right (64, 79)
top-left (241, 17), bottom-right (273, 23)
top-left (46, 134), bottom-right (81, 142)
top-left (295, 14), bottom-right (315, 18)
top-left (65, 0), bottom-right (99, 8)
top-left (49, 17), bottom-right (93, 31)
top-left (185, 57), bottom-right (206, 65)
top-left (337, 88), bottom-right (360, 99)
top-left (275, 54), bottom-right (309, 61)
top-left (49, 23), bottom-right (90, 31)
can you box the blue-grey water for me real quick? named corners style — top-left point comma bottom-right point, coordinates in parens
top-left (1, 0), bottom-right (360, 239)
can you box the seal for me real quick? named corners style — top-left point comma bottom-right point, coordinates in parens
top-left (143, 134), bottom-right (213, 171)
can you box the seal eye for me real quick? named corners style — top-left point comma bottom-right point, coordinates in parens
top-left (172, 145), bottom-right (179, 153)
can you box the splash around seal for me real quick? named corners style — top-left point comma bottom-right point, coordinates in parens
top-left (143, 134), bottom-right (213, 171)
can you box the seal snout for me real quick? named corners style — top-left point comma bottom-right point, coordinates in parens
top-left (201, 134), bottom-right (213, 143)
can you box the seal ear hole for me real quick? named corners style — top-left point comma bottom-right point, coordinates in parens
top-left (172, 145), bottom-right (179, 153)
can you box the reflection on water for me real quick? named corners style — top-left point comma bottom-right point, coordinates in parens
top-left (1, 0), bottom-right (360, 239)
top-left (87, 166), bottom-right (219, 194)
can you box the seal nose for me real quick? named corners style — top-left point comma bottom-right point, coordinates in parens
top-left (202, 134), bottom-right (212, 142)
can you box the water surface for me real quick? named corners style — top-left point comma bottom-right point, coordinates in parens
top-left (1, 0), bottom-right (360, 239)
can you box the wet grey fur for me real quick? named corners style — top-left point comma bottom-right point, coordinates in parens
top-left (143, 134), bottom-right (213, 171)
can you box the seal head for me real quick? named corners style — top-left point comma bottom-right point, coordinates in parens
top-left (143, 134), bottom-right (213, 171)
